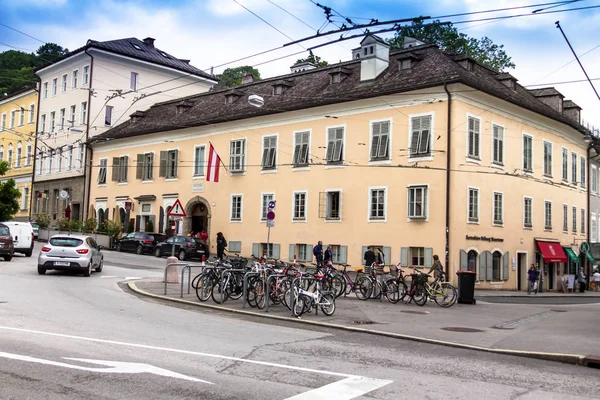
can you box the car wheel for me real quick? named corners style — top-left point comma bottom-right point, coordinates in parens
top-left (178, 250), bottom-right (187, 261)
top-left (83, 261), bottom-right (92, 277)
top-left (37, 266), bottom-right (46, 275)
top-left (25, 251), bottom-right (32, 257)
top-left (154, 247), bottom-right (162, 258)
top-left (136, 245), bottom-right (143, 255)
top-left (117, 243), bottom-right (122, 252)
top-left (4, 255), bottom-right (12, 261)
top-left (95, 258), bottom-right (103, 272)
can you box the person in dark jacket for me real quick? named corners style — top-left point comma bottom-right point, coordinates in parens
top-left (324, 245), bottom-right (333, 266)
top-left (527, 264), bottom-right (539, 295)
top-left (364, 246), bottom-right (375, 267)
top-left (428, 254), bottom-right (444, 280)
top-left (216, 232), bottom-right (227, 260)
top-left (313, 241), bottom-right (323, 265)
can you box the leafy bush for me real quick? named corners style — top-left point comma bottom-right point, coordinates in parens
top-left (104, 220), bottom-right (123, 242)
top-left (82, 218), bottom-right (97, 233)
top-left (69, 220), bottom-right (82, 232)
top-left (127, 219), bottom-right (134, 233)
top-left (97, 221), bottom-right (107, 233)
top-left (36, 214), bottom-right (51, 229)
top-left (56, 217), bottom-right (70, 231)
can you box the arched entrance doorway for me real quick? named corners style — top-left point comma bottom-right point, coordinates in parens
top-left (183, 196), bottom-right (211, 238)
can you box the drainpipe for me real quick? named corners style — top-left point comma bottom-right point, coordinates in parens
top-left (30, 83), bottom-right (42, 215)
top-left (82, 46), bottom-right (94, 221)
top-left (444, 83), bottom-right (452, 278)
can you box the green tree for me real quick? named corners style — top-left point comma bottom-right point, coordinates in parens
top-left (35, 43), bottom-right (69, 65)
top-left (216, 66), bottom-right (261, 88)
top-left (0, 161), bottom-right (21, 221)
top-left (387, 18), bottom-right (515, 71)
top-left (295, 50), bottom-right (328, 67)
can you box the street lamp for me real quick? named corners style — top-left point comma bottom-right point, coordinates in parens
top-left (583, 134), bottom-right (593, 143)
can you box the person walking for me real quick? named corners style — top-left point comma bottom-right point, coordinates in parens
top-left (216, 232), bottom-right (227, 260)
top-left (324, 245), bottom-right (333, 266)
top-left (527, 264), bottom-right (539, 295)
top-left (364, 246), bottom-right (375, 268)
top-left (375, 247), bottom-right (385, 265)
top-left (593, 268), bottom-right (600, 292)
top-left (578, 267), bottom-right (586, 293)
top-left (313, 241), bottom-right (323, 266)
top-left (428, 254), bottom-right (444, 281)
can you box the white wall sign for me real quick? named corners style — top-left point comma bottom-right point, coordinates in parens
top-left (192, 182), bottom-right (205, 193)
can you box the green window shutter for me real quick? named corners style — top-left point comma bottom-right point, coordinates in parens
top-left (383, 246), bottom-right (391, 266)
top-left (460, 250), bottom-right (468, 271)
top-left (478, 252), bottom-right (487, 281)
top-left (159, 151), bottom-right (167, 177)
top-left (424, 248), bottom-right (433, 268)
top-left (289, 244), bottom-right (295, 261)
top-left (486, 251), bottom-right (493, 281)
top-left (339, 246), bottom-right (347, 263)
top-left (136, 154), bottom-right (143, 180)
top-left (148, 153), bottom-right (154, 179)
top-left (111, 157), bottom-right (119, 181)
top-left (272, 244), bottom-right (280, 260)
top-left (306, 245), bottom-right (313, 262)
top-left (400, 247), bottom-right (408, 267)
top-left (361, 246), bottom-right (368, 265)
top-left (173, 150), bottom-right (179, 178)
top-left (252, 243), bottom-right (259, 257)
top-left (502, 251), bottom-right (510, 281)
top-left (122, 156), bottom-right (128, 181)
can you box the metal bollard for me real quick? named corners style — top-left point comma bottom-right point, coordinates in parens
top-left (242, 271), bottom-right (259, 309)
top-left (265, 274), bottom-right (285, 313)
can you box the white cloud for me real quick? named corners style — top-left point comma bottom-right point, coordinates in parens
top-left (4, 0), bottom-right (66, 7)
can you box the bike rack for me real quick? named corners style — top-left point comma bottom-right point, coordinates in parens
top-left (162, 261), bottom-right (191, 296)
top-left (242, 271), bottom-right (259, 309)
top-left (180, 264), bottom-right (208, 297)
top-left (217, 268), bottom-right (246, 304)
top-left (265, 273), bottom-right (286, 313)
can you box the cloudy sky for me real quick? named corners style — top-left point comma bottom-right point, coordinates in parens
top-left (1, 0), bottom-right (600, 127)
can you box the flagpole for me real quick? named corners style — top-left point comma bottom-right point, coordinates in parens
top-left (209, 141), bottom-right (228, 172)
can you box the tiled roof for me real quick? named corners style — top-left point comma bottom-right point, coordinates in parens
top-left (563, 100), bottom-right (581, 109)
top-left (92, 44), bottom-right (586, 143)
top-left (528, 87), bottom-right (564, 97)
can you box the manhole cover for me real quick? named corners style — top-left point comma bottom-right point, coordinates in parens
top-left (353, 320), bottom-right (374, 325)
top-left (441, 327), bottom-right (485, 333)
top-left (401, 310), bottom-right (428, 315)
top-left (551, 309), bottom-right (567, 313)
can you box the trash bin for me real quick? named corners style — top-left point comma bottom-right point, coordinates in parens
top-left (456, 270), bottom-right (477, 305)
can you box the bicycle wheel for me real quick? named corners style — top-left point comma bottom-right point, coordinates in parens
top-left (413, 283), bottom-right (428, 306)
top-left (253, 279), bottom-right (267, 309)
top-left (355, 276), bottom-right (373, 300)
top-left (319, 294), bottom-right (336, 316)
top-left (195, 275), bottom-right (214, 302)
top-left (228, 273), bottom-right (244, 300)
top-left (384, 278), bottom-right (400, 304)
top-left (191, 273), bottom-right (203, 290)
top-left (397, 279), bottom-right (408, 302)
top-left (434, 283), bottom-right (457, 308)
top-left (330, 276), bottom-right (344, 299)
top-left (246, 276), bottom-right (258, 308)
top-left (293, 293), bottom-right (309, 317)
top-left (211, 280), bottom-right (230, 304)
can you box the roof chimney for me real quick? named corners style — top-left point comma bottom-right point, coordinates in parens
top-left (143, 37), bottom-right (155, 47)
top-left (562, 100), bottom-right (581, 124)
top-left (241, 73), bottom-right (255, 85)
top-left (358, 34), bottom-right (389, 82)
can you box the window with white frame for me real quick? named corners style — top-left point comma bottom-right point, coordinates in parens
top-left (592, 214), bottom-right (598, 242)
top-left (21, 187), bottom-right (28, 210)
top-left (16, 142), bottom-right (21, 168)
top-left (330, 244), bottom-right (344, 263)
top-left (261, 193), bottom-right (274, 220)
top-left (582, 208), bottom-right (586, 234)
top-left (543, 141), bottom-right (552, 177)
top-left (562, 204), bottom-right (568, 232)
top-left (493, 192), bottom-right (503, 225)
top-left (523, 134), bottom-right (533, 172)
top-left (77, 143), bottom-right (84, 169)
top-left (410, 247), bottom-right (426, 267)
top-left (10, 110), bottom-right (15, 128)
top-left (0, 146), bottom-right (3, 162)
top-left (50, 112), bottom-right (55, 133)
top-left (1, 114), bottom-right (5, 131)
top-left (572, 152), bottom-right (577, 183)
top-left (83, 66), bottom-right (89, 85)
top-left (105, 106), bottom-right (113, 126)
top-left (113, 156), bottom-right (128, 183)
top-left (231, 195), bottom-right (242, 221)
top-left (7, 144), bottom-right (12, 168)
top-left (562, 148), bottom-right (568, 181)
top-left (72, 69), bottom-right (78, 88)
top-left (43, 82), bottom-right (48, 98)
top-left (61, 74), bottom-right (67, 92)
top-left (46, 149), bottom-right (53, 174)
top-left (293, 131), bottom-right (310, 166)
top-left (194, 145), bottom-right (205, 176)
top-left (67, 145), bottom-right (73, 170)
top-left (19, 107), bottom-right (24, 126)
top-left (572, 206), bottom-right (577, 234)
top-left (408, 185), bottom-right (427, 219)
top-left (371, 120), bottom-right (390, 160)
top-left (28, 104), bottom-right (34, 124)
top-left (166, 150), bottom-right (177, 179)
top-left (293, 192), bottom-right (307, 221)
top-left (36, 152), bottom-right (42, 175)
top-left (468, 188), bottom-right (479, 222)
top-left (80, 101), bottom-right (87, 124)
top-left (409, 115), bottom-right (431, 157)
top-left (98, 158), bottom-right (107, 184)
top-left (326, 191), bottom-right (341, 220)
top-left (56, 148), bottom-right (62, 172)
top-left (142, 152), bottom-right (153, 181)
top-left (467, 116), bottom-right (480, 159)
top-left (325, 127), bottom-right (344, 164)
top-left (229, 139), bottom-right (246, 172)
top-left (593, 166), bottom-right (598, 193)
top-left (545, 201), bottom-right (552, 230)
top-left (580, 156), bottom-right (586, 188)
top-left (524, 197), bottom-right (532, 228)
top-left (26, 140), bottom-right (32, 166)
top-left (52, 78), bottom-right (57, 96)
top-left (492, 124), bottom-right (504, 165)
top-left (130, 72), bottom-right (138, 91)
top-left (261, 135), bottom-right (277, 170)
top-left (69, 105), bottom-right (76, 127)
top-left (295, 244), bottom-right (311, 262)
top-left (59, 108), bottom-right (65, 130)
top-left (369, 188), bottom-right (386, 220)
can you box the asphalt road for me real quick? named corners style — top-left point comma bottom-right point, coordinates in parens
top-left (0, 243), bottom-right (598, 400)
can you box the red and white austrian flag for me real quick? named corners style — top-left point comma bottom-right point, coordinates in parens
top-left (206, 144), bottom-right (221, 182)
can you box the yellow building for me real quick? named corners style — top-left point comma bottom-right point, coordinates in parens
top-left (89, 36), bottom-right (591, 291)
top-left (0, 88), bottom-right (37, 221)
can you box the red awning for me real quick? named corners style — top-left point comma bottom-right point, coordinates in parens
top-left (536, 241), bottom-right (567, 263)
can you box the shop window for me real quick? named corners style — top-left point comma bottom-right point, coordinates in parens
top-left (492, 251), bottom-right (502, 281)
top-left (467, 250), bottom-right (478, 273)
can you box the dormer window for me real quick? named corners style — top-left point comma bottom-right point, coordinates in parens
top-left (271, 80), bottom-right (293, 96)
top-left (328, 67), bottom-right (352, 84)
top-left (133, 44), bottom-right (142, 50)
top-left (175, 101), bottom-right (193, 114)
top-left (224, 89), bottom-right (244, 105)
top-left (397, 53), bottom-right (421, 71)
top-left (363, 46), bottom-right (374, 56)
top-left (160, 51), bottom-right (169, 58)
top-left (273, 85), bottom-right (285, 95)
top-left (457, 58), bottom-right (475, 71)
top-left (130, 111), bottom-right (145, 123)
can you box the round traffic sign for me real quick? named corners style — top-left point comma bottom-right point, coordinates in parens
top-left (267, 211), bottom-right (276, 221)
top-left (268, 200), bottom-right (276, 209)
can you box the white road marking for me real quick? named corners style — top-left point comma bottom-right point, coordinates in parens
top-left (99, 276), bottom-right (142, 280)
top-left (0, 351), bottom-right (212, 384)
top-left (0, 325), bottom-right (392, 397)
top-left (285, 376), bottom-right (392, 400)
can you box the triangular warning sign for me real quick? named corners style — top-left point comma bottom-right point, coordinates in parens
top-left (167, 199), bottom-right (186, 217)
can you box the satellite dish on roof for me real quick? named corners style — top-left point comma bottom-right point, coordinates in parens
top-left (248, 94), bottom-right (264, 108)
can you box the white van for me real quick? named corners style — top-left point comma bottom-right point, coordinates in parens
top-left (2, 222), bottom-right (34, 257)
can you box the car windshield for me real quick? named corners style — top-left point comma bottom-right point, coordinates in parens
top-left (0, 226), bottom-right (9, 236)
top-left (49, 238), bottom-right (84, 247)
top-left (31, 223), bottom-right (39, 228)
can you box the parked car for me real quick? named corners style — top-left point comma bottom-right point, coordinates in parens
top-left (38, 234), bottom-right (104, 277)
top-left (1, 221), bottom-right (34, 257)
top-left (30, 222), bottom-right (39, 239)
top-left (0, 223), bottom-right (14, 261)
top-left (153, 235), bottom-right (207, 261)
top-left (116, 232), bottom-right (168, 254)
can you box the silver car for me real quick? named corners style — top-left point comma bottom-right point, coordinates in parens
top-left (38, 235), bottom-right (104, 277)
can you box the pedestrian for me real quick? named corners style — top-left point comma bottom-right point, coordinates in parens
top-left (578, 267), bottom-right (586, 293)
top-left (313, 241), bottom-right (323, 266)
top-left (364, 246), bottom-right (375, 268)
top-left (527, 263), bottom-right (539, 295)
top-left (324, 245), bottom-right (333, 266)
top-left (216, 232), bottom-right (227, 260)
top-left (592, 269), bottom-right (600, 292)
top-left (376, 247), bottom-right (385, 265)
top-left (428, 254), bottom-right (444, 281)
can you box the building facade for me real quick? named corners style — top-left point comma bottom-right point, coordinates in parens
top-left (32, 37), bottom-right (217, 224)
top-left (0, 88), bottom-right (37, 221)
top-left (89, 36), bottom-right (591, 290)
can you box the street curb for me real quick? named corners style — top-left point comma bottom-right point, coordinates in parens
top-left (127, 281), bottom-right (588, 367)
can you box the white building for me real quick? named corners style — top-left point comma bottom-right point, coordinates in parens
top-left (33, 37), bottom-right (217, 223)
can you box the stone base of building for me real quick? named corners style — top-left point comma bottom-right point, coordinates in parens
top-left (32, 176), bottom-right (85, 224)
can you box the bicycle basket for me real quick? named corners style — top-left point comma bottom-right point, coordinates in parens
top-left (414, 273), bottom-right (429, 285)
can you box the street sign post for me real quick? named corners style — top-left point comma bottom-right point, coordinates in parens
top-left (266, 202), bottom-right (276, 258)
top-left (167, 200), bottom-right (187, 256)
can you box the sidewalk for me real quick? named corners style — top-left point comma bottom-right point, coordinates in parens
top-left (129, 278), bottom-right (600, 365)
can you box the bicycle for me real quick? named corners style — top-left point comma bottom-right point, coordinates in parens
top-left (290, 271), bottom-right (335, 317)
top-left (402, 268), bottom-right (429, 306)
top-left (337, 264), bottom-right (372, 300)
top-left (423, 271), bottom-right (457, 308)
